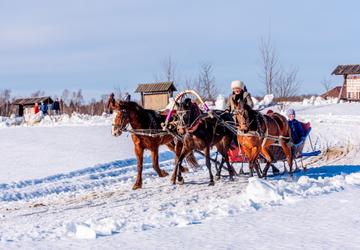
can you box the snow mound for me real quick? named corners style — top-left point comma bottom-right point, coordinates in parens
top-left (0, 112), bottom-right (112, 128)
top-left (345, 172), bottom-right (360, 185)
top-left (302, 96), bottom-right (340, 106)
top-left (66, 223), bottom-right (97, 239)
top-left (66, 218), bottom-right (123, 239)
top-left (245, 177), bottom-right (283, 205)
top-left (215, 94), bottom-right (226, 110)
top-left (0, 114), bottom-right (24, 127)
top-left (257, 94), bottom-right (274, 107)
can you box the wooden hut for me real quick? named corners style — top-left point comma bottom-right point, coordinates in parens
top-left (321, 86), bottom-right (346, 99)
top-left (135, 82), bottom-right (177, 110)
top-left (12, 96), bottom-right (54, 116)
top-left (332, 64), bottom-right (360, 101)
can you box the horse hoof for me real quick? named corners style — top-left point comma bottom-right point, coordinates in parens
top-left (159, 170), bottom-right (169, 177)
top-left (178, 177), bottom-right (184, 185)
top-left (229, 176), bottom-right (234, 181)
top-left (208, 181), bottom-right (215, 186)
top-left (132, 184), bottom-right (142, 190)
top-left (180, 167), bottom-right (189, 173)
top-left (215, 175), bottom-right (220, 181)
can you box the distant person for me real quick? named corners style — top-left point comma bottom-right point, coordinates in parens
top-left (41, 102), bottom-right (48, 115)
top-left (34, 103), bottom-right (40, 114)
top-left (227, 80), bottom-right (254, 112)
top-left (18, 104), bottom-right (24, 117)
top-left (107, 93), bottom-right (116, 114)
top-left (52, 98), bottom-right (60, 115)
top-left (287, 108), bottom-right (305, 145)
top-left (124, 92), bottom-right (131, 102)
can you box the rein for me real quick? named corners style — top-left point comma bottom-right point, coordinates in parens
top-left (113, 108), bottom-right (172, 138)
top-left (232, 109), bottom-right (290, 143)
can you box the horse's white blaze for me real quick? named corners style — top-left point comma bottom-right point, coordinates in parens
top-left (112, 111), bottom-right (119, 136)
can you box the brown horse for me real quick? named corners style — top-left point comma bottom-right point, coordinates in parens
top-left (234, 102), bottom-right (293, 178)
top-left (173, 98), bottom-right (236, 186)
top-left (112, 101), bottom-right (198, 190)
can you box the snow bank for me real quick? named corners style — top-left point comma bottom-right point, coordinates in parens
top-left (302, 96), bottom-right (340, 106)
top-left (0, 114), bottom-right (24, 127)
top-left (257, 94), bottom-right (274, 108)
top-left (0, 112), bottom-right (112, 128)
top-left (66, 218), bottom-right (123, 239)
top-left (215, 95), bottom-right (226, 110)
top-left (59, 169), bottom-right (360, 239)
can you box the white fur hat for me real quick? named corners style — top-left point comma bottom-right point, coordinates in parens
top-left (231, 80), bottom-right (245, 90)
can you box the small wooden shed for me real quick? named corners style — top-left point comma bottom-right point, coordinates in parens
top-left (135, 82), bottom-right (177, 110)
top-left (321, 86), bottom-right (346, 99)
top-left (12, 96), bottom-right (54, 116)
top-left (332, 64), bottom-right (360, 101)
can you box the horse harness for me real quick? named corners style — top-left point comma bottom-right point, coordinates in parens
top-left (112, 108), bottom-right (171, 138)
top-left (234, 109), bottom-right (290, 145)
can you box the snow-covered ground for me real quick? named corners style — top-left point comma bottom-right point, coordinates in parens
top-left (1, 101), bottom-right (360, 249)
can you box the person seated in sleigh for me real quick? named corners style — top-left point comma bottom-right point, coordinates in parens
top-left (286, 108), bottom-right (305, 146)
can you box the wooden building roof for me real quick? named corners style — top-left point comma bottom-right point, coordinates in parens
top-left (12, 96), bottom-right (54, 106)
top-left (332, 64), bottom-right (360, 75)
top-left (135, 82), bottom-right (177, 93)
top-left (321, 86), bottom-right (346, 99)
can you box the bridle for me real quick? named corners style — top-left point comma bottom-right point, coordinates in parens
top-left (234, 108), bottom-right (250, 130)
top-left (113, 109), bottom-right (129, 132)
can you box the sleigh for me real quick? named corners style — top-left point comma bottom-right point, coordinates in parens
top-left (226, 121), bottom-right (321, 175)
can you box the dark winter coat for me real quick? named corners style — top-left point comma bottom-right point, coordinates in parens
top-left (53, 101), bottom-right (60, 111)
top-left (41, 104), bottom-right (48, 114)
top-left (288, 119), bottom-right (305, 144)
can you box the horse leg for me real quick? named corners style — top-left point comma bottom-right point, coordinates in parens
top-left (220, 141), bottom-right (236, 180)
top-left (254, 160), bottom-right (262, 178)
top-left (248, 162), bottom-right (254, 177)
top-left (260, 148), bottom-right (273, 178)
top-left (171, 142), bottom-right (183, 184)
top-left (223, 154), bottom-right (235, 181)
top-left (152, 148), bottom-right (168, 177)
top-left (280, 141), bottom-right (294, 176)
top-left (133, 145), bottom-right (144, 190)
top-left (215, 158), bottom-right (225, 181)
top-left (177, 153), bottom-right (187, 185)
top-left (205, 147), bottom-right (215, 186)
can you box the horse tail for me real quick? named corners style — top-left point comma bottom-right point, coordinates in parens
top-left (185, 152), bottom-right (200, 169)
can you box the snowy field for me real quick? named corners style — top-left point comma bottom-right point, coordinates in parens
top-left (1, 101), bottom-right (360, 249)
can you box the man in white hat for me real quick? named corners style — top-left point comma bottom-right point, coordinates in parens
top-left (226, 80), bottom-right (254, 112)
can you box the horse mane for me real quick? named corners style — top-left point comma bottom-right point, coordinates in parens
top-left (240, 101), bottom-right (260, 131)
top-left (119, 101), bottom-right (144, 111)
top-left (119, 101), bottom-right (164, 129)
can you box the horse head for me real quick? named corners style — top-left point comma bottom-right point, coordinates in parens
top-left (234, 101), bottom-right (250, 133)
top-left (112, 101), bottom-right (130, 137)
top-left (176, 98), bottom-right (200, 135)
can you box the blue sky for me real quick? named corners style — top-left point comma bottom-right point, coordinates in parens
top-left (0, 0), bottom-right (359, 101)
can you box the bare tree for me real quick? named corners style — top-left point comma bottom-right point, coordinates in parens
top-left (274, 67), bottom-right (301, 98)
top-left (0, 89), bottom-right (12, 116)
top-left (321, 77), bottom-right (333, 92)
top-left (198, 63), bottom-right (217, 101)
top-left (114, 86), bottom-right (123, 101)
top-left (31, 90), bottom-right (45, 98)
top-left (154, 56), bottom-right (178, 83)
top-left (259, 35), bottom-right (279, 95)
top-left (62, 89), bottom-right (70, 105)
